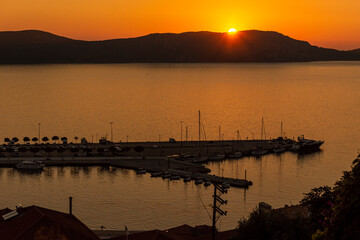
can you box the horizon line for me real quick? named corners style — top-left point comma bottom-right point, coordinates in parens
top-left (1, 28), bottom-right (359, 51)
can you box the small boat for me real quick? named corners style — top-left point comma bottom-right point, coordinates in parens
top-left (290, 135), bottom-right (324, 152)
top-left (16, 160), bottom-right (45, 170)
top-left (204, 181), bottom-right (212, 187)
top-left (183, 176), bottom-right (191, 182)
top-left (162, 172), bottom-right (171, 179)
top-left (151, 172), bottom-right (162, 177)
top-left (136, 169), bottom-right (146, 174)
top-left (170, 175), bottom-right (180, 180)
top-left (289, 142), bottom-right (301, 151)
top-left (208, 154), bottom-right (225, 161)
top-left (272, 146), bottom-right (287, 153)
top-left (195, 179), bottom-right (203, 185)
top-left (229, 152), bottom-right (243, 158)
top-left (251, 149), bottom-right (268, 156)
top-left (191, 156), bottom-right (208, 163)
top-left (297, 135), bottom-right (324, 151)
top-left (252, 117), bottom-right (268, 156)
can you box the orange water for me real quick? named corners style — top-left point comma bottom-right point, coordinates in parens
top-left (0, 62), bottom-right (360, 230)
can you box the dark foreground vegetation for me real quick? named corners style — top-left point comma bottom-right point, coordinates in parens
top-left (232, 155), bottom-right (360, 240)
top-left (0, 30), bottom-right (360, 64)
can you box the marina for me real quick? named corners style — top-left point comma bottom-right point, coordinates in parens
top-left (0, 62), bottom-right (358, 231)
top-left (0, 136), bottom-right (323, 189)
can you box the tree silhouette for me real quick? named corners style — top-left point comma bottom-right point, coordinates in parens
top-left (42, 136), bottom-right (49, 144)
top-left (61, 137), bottom-right (68, 144)
top-left (31, 137), bottom-right (38, 144)
top-left (326, 157), bottom-right (360, 239)
top-left (52, 136), bottom-right (59, 143)
top-left (23, 137), bottom-right (30, 144)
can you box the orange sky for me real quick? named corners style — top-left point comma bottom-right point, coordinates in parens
top-left (1, 0), bottom-right (359, 50)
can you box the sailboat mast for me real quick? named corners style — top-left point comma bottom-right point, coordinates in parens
top-left (261, 117), bottom-right (264, 140)
top-left (219, 125), bottom-right (221, 141)
top-left (198, 110), bottom-right (201, 156)
top-left (264, 118), bottom-right (266, 140)
top-left (237, 130), bottom-right (240, 151)
top-left (281, 121), bottom-right (283, 138)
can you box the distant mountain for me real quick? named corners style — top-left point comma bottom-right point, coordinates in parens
top-left (0, 30), bottom-right (359, 64)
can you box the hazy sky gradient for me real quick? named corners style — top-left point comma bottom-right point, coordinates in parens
top-left (1, 0), bottom-right (359, 50)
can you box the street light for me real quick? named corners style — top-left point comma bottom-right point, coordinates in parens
top-left (180, 121), bottom-right (183, 142)
top-left (38, 123), bottom-right (41, 144)
top-left (180, 121), bottom-right (183, 155)
top-left (109, 122), bottom-right (114, 142)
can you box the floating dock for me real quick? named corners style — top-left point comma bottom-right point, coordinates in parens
top-left (0, 155), bottom-right (253, 188)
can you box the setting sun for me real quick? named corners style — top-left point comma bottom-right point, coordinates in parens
top-left (228, 28), bottom-right (237, 33)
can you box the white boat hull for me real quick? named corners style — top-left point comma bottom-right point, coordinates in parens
top-left (16, 160), bottom-right (45, 170)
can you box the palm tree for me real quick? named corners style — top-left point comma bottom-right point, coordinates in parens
top-left (61, 137), bottom-right (68, 144)
top-left (74, 136), bottom-right (79, 143)
top-left (23, 137), bottom-right (30, 144)
top-left (4, 138), bottom-right (10, 144)
top-left (12, 137), bottom-right (19, 144)
top-left (52, 136), bottom-right (59, 144)
top-left (42, 136), bottom-right (49, 144)
top-left (32, 137), bottom-right (39, 145)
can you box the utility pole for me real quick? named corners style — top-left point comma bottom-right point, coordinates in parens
top-left (219, 125), bottom-right (221, 141)
top-left (180, 121), bottom-right (183, 155)
top-left (261, 117), bottom-right (264, 140)
top-left (237, 130), bottom-right (240, 151)
top-left (38, 123), bottom-right (41, 144)
top-left (198, 111), bottom-right (201, 157)
top-left (212, 183), bottom-right (228, 240)
top-left (109, 122), bottom-right (114, 142)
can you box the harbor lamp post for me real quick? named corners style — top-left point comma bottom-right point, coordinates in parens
top-left (180, 121), bottom-right (183, 142)
top-left (38, 123), bottom-right (41, 144)
top-left (180, 121), bottom-right (183, 155)
top-left (109, 122), bottom-right (114, 142)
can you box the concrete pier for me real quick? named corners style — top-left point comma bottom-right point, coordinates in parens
top-left (0, 140), bottom-right (261, 188)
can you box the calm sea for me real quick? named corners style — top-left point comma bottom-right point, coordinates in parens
top-left (0, 62), bottom-right (360, 230)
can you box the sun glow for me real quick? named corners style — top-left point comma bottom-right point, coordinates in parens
top-left (228, 28), bottom-right (237, 33)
